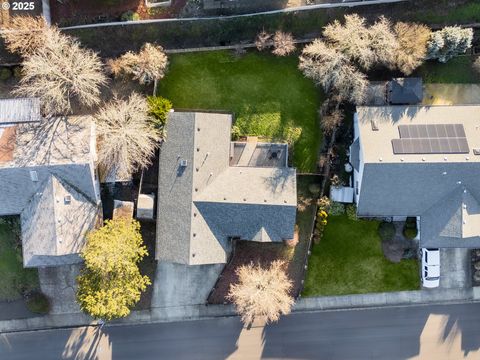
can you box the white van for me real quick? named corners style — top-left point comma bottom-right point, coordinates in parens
top-left (421, 248), bottom-right (440, 288)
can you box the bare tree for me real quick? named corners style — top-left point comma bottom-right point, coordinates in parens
top-left (107, 43), bottom-right (168, 95)
top-left (394, 22), bottom-right (431, 75)
top-left (255, 30), bottom-right (272, 51)
top-left (272, 31), bottom-right (296, 57)
top-left (321, 109), bottom-right (344, 135)
top-left (368, 16), bottom-right (399, 69)
top-left (1, 16), bottom-right (47, 57)
top-left (323, 14), bottom-right (375, 70)
top-left (299, 40), bottom-right (368, 105)
top-left (95, 93), bottom-right (161, 180)
top-left (227, 260), bottom-right (293, 325)
top-left (14, 28), bottom-right (107, 115)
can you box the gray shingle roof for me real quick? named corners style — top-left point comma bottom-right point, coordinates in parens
top-left (0, 98), bottom-right (41, 125)
top-left (156, 112), bottom-right (297, 265)
top-left (420, 187), bottom-right (480, 248)
top-left (388, 78), bottom-right (423, 105)
top-left (356, 104), bottom-right (480, 248)
top-left (21, 174), bottom-right (100, 267)
top-left (0, 117), bottom-right (98, 216)
top-left (0, 113), bottom-right (99, 267)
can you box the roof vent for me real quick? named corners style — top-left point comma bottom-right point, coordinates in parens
top-left (29, 170), bottom-right (38, 182)
top-left (371, 120), bottom-right (379, 131)
top-left (180, 159), bottom-right (188, 167)
top-left (64, 196), bottom-right (71, 205)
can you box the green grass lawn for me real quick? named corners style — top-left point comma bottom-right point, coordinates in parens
top-left (0, 222), bottom-right (39, 301)
top-left (158, 50), bottom-right (323, 172)
top-left (415, 56), bottom-right (480, 84)
top-left (302, 215), bottom-right (419, 296)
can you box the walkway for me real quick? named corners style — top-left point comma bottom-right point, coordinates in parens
top-left (422, 84), bottom-right (480, 105)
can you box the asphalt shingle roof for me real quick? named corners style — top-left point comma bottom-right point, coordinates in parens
top-left (156, 112), bottom-right (297, 265)
top-left (356, 104), bottom-right (480, 248)
top-left (21, 174), bottom-right (100, 267)
top-left (0, 98), bottom-right (41, 125)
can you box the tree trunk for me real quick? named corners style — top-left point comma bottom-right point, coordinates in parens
top-left (153, 78), bottom-right (158, 97)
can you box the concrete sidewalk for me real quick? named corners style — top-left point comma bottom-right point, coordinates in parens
top-left (2, 287), bottom-right (480, 334)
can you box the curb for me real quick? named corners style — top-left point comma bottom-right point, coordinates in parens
top-left (1, 287), bottom-right (480, 334)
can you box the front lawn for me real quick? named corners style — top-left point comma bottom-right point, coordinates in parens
top-left (208, 175), bottom-right (320, 303)
top-left (0, 221), bottom-right (39, 301)
top-left (158, 50), bottom-right (323, 172)
top-left (302, 215), bottom-right (419, 296)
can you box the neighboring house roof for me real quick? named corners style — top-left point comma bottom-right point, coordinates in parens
top-left (21, 174), bottom-right (100, 267)
top-left (420, 188), bottom-right (480, 248)
top-left (388, 78), bottom-right (423, 105)
top-left (156, 112), bottom-right (297, 265)
top-left (0, 98), bottom-right (41, 125)
top-left (355, 105), bottom-right (480, 248)
top-left (0, 110), bottom-right (100, 267)
top-left (0, 116), bottom-right (98, 216)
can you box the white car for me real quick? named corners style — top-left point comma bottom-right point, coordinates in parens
top-left (421, 248), bottom-right (440, 288)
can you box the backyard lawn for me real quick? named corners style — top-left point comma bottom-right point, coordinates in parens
top-left (158, 50), bottom-right (323, 172)
top-left (0, 222), bottom-right (39, 301)
top-left (415, 56), bottom-right (480, 84)
top-left (302, 215), bottom-right (419, 296)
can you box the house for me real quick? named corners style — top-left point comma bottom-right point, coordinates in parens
top-left (351, 105), bottom-right (480, 248)
top-left (0, 98), bottom-right (101, 267)
top-left (156, 111), bottom-right (297, 265)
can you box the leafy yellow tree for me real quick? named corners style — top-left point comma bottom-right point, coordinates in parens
top-left (227, 260), bottom-right (293, 325)
top-left (77, 219), bottom-right (150, 321)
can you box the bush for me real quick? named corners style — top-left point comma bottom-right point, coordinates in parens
top-left (0, 67), bottom-right (12, 81)
top-left (318, 196), bottom-right (330, 212)
top-left (403, 217), bottom-right (418, 239)
top-left (346, 204), bottom-right (357, 221)
top-left (147, 96), bottom-right (172, 130)
top-left (329, 202), bottom-right (345, 216)
top-left (378, 221), bottom-right (395, 242)
top-left (25, 292), bottom-right (50, 314)
top-left (121, 11), bottom-right (140, 21)
top-left (231, 125), bottom-right (241, 140)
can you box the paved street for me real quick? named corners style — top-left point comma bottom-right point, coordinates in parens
top-left (1, 303), bottom-right (480, 359)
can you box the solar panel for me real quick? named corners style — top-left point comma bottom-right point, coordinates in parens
top-left (393, 124), bottom-right (470, 154)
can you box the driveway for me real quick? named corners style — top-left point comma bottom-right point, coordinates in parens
top-left (422, 84), bottom-right (480, 105)
top-left (151, 261), bottom-right (224, 308)
top-left (38, 264), bottom-right (82, 314)
top-left (439, 248), bottom-right (471, 289)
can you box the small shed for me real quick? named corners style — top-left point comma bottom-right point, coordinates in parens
top-left (113, 200), bottom-right (134, 220)
top-left (330, 186), bottom-right (354, 204)
top-left (137, 193), bottom-right (155, 220)
top-left (387, 78), bottom-right (423, 105)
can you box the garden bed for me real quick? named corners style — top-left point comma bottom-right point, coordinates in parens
top-left (50, 0), bottom-right (187, 27)
top-left (208, 175), bottom-right (320, 304)
top-left (303, 214), bottom-right (419, 296)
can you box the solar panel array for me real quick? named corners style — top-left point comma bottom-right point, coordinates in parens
top-left (392, 124), bottom-right (470, 155)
